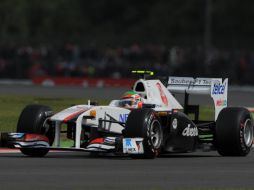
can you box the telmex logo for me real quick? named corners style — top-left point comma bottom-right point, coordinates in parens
top-left (125, 138), bottom-right (132, 146)
top-left (212, 83), bottom-right (225, 95)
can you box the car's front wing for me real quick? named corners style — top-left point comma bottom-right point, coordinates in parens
top-left (0, 133), bottom-right (144, 155)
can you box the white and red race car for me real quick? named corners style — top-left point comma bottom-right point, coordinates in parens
top-left (0, 71), bottom-right (253, 158)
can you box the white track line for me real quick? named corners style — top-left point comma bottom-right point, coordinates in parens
top-left (247, 107), bottom-right (254, 112)
top-left (0, 148), bottom-right (67, 154)
top-left (0, 148), bottom-right (21, 153)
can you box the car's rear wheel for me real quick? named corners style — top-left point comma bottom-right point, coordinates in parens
top-left (215, 107), bottom-right (254, 156)
top-left (17, 104), bottom-right (54, 157)
top-left (125, 109), bottom-right (163, 158)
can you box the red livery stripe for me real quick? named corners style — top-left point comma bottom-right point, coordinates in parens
top-left (89, 138), bottom-right (104, 144)
top-left (63, 109), bottom-right (87, 122)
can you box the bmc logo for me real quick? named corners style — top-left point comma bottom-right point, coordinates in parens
top-left (212, 84), bottom-right (225, 95)
top-left (119, 114), bottom-right (128, 123)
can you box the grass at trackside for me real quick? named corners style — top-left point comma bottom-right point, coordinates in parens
top-left (4, 94), bottom-right (254, 133)
top-left (187, 105), bottom-right (215, 121)
top-left (0, 94), bottom-right (217, 133)
top-left (1, 95), bottom-right (254, 148)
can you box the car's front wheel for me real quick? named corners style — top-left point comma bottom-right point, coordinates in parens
top-left (17, 104), bottom-right (54, 157)
top-left (125, 109), bottom-right (163, 158)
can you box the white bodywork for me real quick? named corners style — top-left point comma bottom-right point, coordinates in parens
top-left (50, 79), bottom-right (182, 148)
top-left (133, 79), bottom-right (183, 111)
top-left (110, 79), bottom-right (183, 111)
top-left (49, 77), bottom-right (227, 149)
top-left (51, 105), bottom-right (130, 148)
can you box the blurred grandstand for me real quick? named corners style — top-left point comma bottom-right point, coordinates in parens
top-left (0, 0), bottom-right (254, 85)
top-left (0, 44), bottom-right (253, 85)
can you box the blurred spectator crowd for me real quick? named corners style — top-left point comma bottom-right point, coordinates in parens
top-left (0, 43), bottom-right (253, 85)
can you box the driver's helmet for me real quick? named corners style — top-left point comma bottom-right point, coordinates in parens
top-left (119, 91), bottom-right (143, 109)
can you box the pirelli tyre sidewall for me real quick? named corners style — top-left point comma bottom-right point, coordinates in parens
top-left (17, 104), bottom-right (54, 157)
top-left (125, 109), bottom-right (163, 159)
top-left (216, 107), bottom-right (254, 156)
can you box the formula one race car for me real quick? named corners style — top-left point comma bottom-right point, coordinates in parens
top-left (0, 71), bottom-right (253, 158)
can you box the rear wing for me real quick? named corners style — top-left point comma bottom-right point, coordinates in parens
top-left (167, 77), bottom-right (228, 120)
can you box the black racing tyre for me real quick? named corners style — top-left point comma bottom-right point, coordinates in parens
top-left (125, 109), bottom-right (163, 159)
top-left (215, 107), bottom-right (254, 156)
top-left (17, 104), bottom-right (54, 157)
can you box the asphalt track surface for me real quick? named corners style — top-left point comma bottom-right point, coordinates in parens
top-left (1, 84), bottom-right (254, 189)
top-left (0, 150), bottom-right (254, 189)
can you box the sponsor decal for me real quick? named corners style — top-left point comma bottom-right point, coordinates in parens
top-left (182, 124), bottom-right (198, 137)
top-left (169, 78), bottom-right (211, 86)
top-left (169, 78), bottom-right (194, 85)
top-left (212, 83), bottom-right (226, 95)
top-left (119, 114), bottom-right (129, 123)
top-left (125, 138), bottom-right (132, 147)
top-left (123, 138), bottom-right (144, 154)
top-left (193, 78), bottom-right (211, 86)
top-left (124, 138), bottom-right (136, 152)
top-left (156, 82), bottom-right (169, 106)
top-left (172, 118), bottom-right (178, 129)
top-left (216, 99), bottom-right (227, 106)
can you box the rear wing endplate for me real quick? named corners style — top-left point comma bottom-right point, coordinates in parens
top-left (167, 77), bottom-right (228, 120)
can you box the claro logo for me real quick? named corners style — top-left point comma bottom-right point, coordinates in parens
top-left (216, 99), bottom-right (227, 106)
top-left (212, 83), bottom-right (225, 95)
top-left (182, 124), bottom-right (198, 137)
